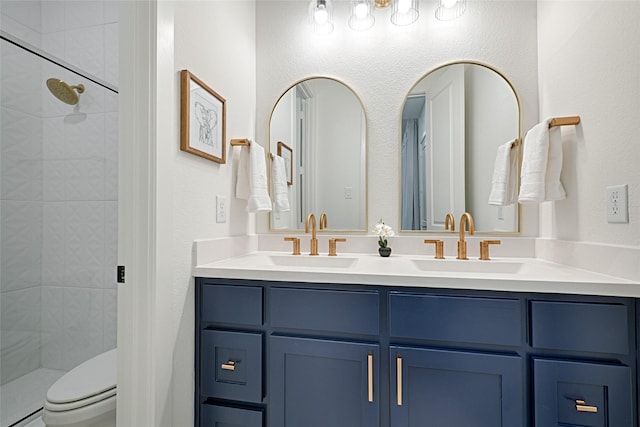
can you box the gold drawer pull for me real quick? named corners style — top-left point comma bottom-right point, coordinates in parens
top-left (221, 360), bottom-right (236, 371)
top-left (396, 355), bottom-right (403, 406)
top-left (575, 399), bottom-right (598, 413)
top-left (367, 353), bottom-right (374, 402)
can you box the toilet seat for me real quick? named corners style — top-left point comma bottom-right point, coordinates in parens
top-left (44, 387), bottom-right (116, 412)
top-left (43, 349), bottom-right (117, 427)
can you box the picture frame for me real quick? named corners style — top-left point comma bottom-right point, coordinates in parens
top-left (180, 69), bottom-right (226, 164)
top-left (277, 141), bottom-right (293, 186)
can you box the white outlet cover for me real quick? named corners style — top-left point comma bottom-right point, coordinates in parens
top-left (606, 184), bottom-right (629, 224)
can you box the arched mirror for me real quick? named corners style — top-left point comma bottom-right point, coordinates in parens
top-left (269, 78), bottom-right (367, 231)
top-left (400, 62), bottom-right (521, 233)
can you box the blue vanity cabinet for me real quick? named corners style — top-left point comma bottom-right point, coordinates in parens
top-left (390, 346), bottom-right (523, 427)
top-left (268, 286), bottom-right (381, 427)
top-left (533, 358), bottom-right (633, 427)
top-left (200, 404), bottom-right (263, 427)
top-left (389, 292), bottom-right (525, 427)
top-left (530, 299), bottom-right (636, 426)
top-left (195, 281), bottom-right (265, 426)
top-left (270, 336), bottom-right (380, 427)
top-left (196, 278), bottom-right (638, 427)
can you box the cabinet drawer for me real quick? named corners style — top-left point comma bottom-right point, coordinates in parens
top-left (533, 358), bottom-right (633, 426)
top-left (201, 330), bottom-right (262, 403)
top-left (389, 293), bottom-right (522, 346)
top-left (270, 287), bottom-right (380, 335)
top-left (201, 284), bottom-right (263, 326)
top-left (200, 404), bottom-right (263, 427)
top-left (530, 301), bottom-right (629, 355)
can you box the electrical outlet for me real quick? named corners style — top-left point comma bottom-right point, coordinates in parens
top-left (216, 195), bottom-right (227, 223)
top-left (607, 184), bottom-right (629, 223)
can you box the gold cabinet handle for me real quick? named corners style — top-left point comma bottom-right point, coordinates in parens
top-left (575, 399), bottom-right (598, 413)
top-left (396, 355), bottom-right (403, 406)
top-left (221, 360), bottom-right (236, 371)
top-left (367, 353), bottom-right (374, 402)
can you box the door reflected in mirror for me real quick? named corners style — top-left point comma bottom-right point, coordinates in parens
top-left (270, 78), bottom-right (367, 231)
top-left (401, 62), bottom-right (520, 233)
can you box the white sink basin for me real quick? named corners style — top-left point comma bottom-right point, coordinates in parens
top-left (411, 259), bottom-right (524, 274)
top-left (268, 255), bottom-right (358, 269)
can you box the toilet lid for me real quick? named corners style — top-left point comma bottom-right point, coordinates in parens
top-left (47, 349), bottom-right (117, 404)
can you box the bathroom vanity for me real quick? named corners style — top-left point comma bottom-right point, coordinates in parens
top-left (194, 252), bottom-right (640, 427)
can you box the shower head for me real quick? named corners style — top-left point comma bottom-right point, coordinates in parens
top-left (46, 78), bottom-right (85, 105)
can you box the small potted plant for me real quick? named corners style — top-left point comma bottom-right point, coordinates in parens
top-left (372, 219), bottom-right (394, 257)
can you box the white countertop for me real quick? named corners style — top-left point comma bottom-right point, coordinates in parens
top-left (193, 251), bottom-right (640, 298)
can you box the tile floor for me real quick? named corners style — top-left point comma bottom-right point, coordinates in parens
top-left (1, 368), bottom-right (64, 427)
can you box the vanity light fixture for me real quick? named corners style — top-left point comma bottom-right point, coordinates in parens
top-left (349, 0), bottom-right (375, 31)
top-left (309, 0), bottom-right (335, 34)
top-left (435, 0), bottom-right (466, 21)
top-left (390, 0), bottom-right (419, 26)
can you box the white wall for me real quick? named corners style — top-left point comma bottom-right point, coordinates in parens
top-left (537, 2), bottom-right (640, 247)
top-left (153, 1), bottom-right (257, 425)
top-left (256, 0), bottom-right (540, 236)
top-left (534, 2), bottom-right (640, 281)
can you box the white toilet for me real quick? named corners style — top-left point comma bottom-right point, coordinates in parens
top-left (43, 349), bottom-right (117, 427)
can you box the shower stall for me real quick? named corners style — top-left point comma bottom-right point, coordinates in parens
top-left (0, 1), bottom-right (118, 425)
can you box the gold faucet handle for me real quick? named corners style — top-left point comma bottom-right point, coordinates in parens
top-left (479, 240), bottom-right (501, 260)
top-left (328, 238), bottom-right (347, 256)
top-left (424, 239), bottom-right (445, 259)
top-left (284, 237), bottom-right (301, 255)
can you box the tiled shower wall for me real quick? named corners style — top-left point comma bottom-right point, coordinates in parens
top-left (1, 0), bottom-right (118, 383)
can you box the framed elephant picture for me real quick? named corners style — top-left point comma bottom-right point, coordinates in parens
top-left (180, 69), bottom-right (226, 164)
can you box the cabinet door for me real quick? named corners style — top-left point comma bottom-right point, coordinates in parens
top-left (390, 346), bottom-right (523, 427)
top-left (270, 336), bottom-right (379, 427)
top-left (533, 358), bottom-right (633, 426)
top-left (200, 404), bottom-right (262, 427)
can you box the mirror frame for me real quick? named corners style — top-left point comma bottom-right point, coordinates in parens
top-left (398, 60), bottom-right (523, 235)
top-left (268, 76), bottom-right (369, 233)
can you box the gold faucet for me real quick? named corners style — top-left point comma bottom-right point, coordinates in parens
top-left (445, 213), bottom-right (455, 232)
top-left (319, 212), bottom-right (328, 230)
top-left (457, 212), bottom-right (475, 260)
top-left (305, 213), bottom-right (319, 256)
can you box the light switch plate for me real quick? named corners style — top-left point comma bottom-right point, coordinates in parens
top-left (216, 195), bottom-right (227, 223)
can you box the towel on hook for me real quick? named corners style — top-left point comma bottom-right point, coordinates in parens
top-left (246, 141), bottom-right (272, 212)
top-left (518, 118), bottom-right (566, 203)
top-left (488, 139), bottom-right (519, 206)
top-left (271, 155), bottom-right (291, 213)
top-left (235, 145), bottom-right (250, 200)
top-left (545, 126), bottom-right (566, 201)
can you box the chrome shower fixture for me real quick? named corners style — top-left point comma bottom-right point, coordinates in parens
top-left (46, 78), bottom-right (85, 105)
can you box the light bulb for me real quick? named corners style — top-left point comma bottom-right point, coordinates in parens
top-left (355, 2), bottom-right (368, 19)
top-left (314, 6), bottom-right (328, 24)
top-left (442, 0), bottom-right (457, 8)
top-left (398, 0), bottom-right (411, 14)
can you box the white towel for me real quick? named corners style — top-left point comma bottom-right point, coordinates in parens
top-left (235, 146), bottom-right (250, 200)
top-left (246, 142), bottom-right (272, 212)
top-left (545, 126), bottom-right (566, 201)
top-left (518, 118), bottom-right (566, 203)
top-left (488, 140), bottom-right (518, 206)
top-left (271, 155), bottom-right (291, 213)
